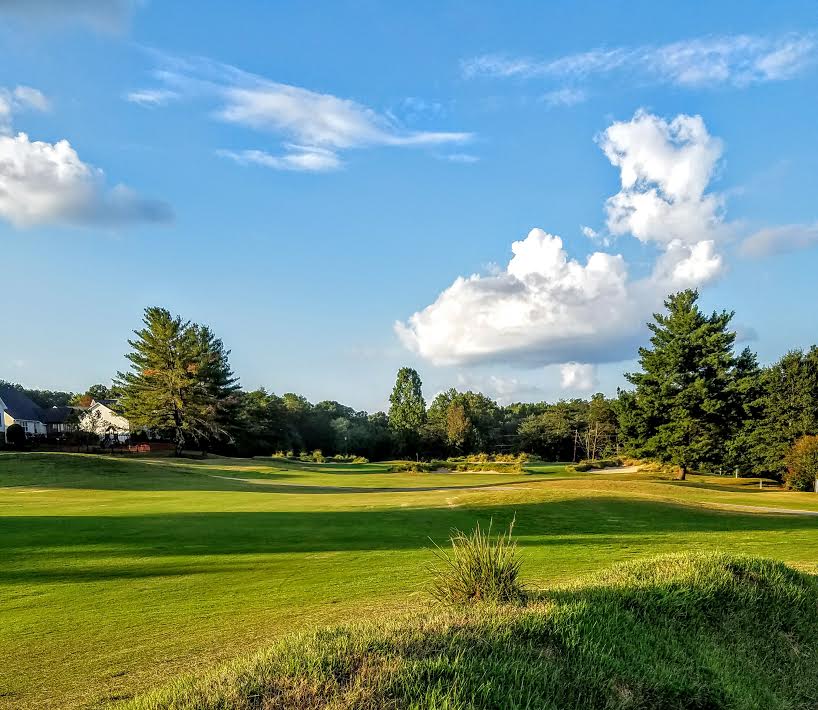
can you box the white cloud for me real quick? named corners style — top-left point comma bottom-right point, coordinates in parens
top-left (463, 32), bottom-right (816, 88)
top-left (560, 363), bottom-right (598, 391)
top-left (0, 0), bottom-right (141, 32)
top-left (216, 146), bottom-right (341, 173)
top-left (395, 110), bottom-right (729, 370)
top-left (0, 132), bottom-right (172, 227)
top-left (125, 89), bottom-right (179, 107)
top-left (439, 152), bottom-right (480, 164)
top-left (599, 111), bottom-right (727, 246)
top-left (453, 373), bottom-right (544, 405)
top-left (0, 85), bottom-right (50, 132)
top-left (739, 222), bottom-right (818, 257)
top-left (133, 55), bottom-right (473, 171)
top-left (541, 88), bottom-right (587, 108)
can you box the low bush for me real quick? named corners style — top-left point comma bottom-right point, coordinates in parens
top-left (387, 461), bottom-right (435, 472)
top-left (352, 456), bottom-right (369, 464)
top-left (785, 435), bottom-right (818, 492)
top-left (4, 423), bottom-right (26, 448)
top-left (432, 460), bottom-right (525, 473)
top-left (430, 520), bottom-right (523, 604)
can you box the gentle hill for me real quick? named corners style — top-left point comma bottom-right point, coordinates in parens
top-left (124, 553), bottom-right (818, 710)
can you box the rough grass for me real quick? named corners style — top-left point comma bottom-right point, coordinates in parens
top-left (430, 520), bottom-right (524, 603)
top-left (123, 553), bottom-right (818, 710)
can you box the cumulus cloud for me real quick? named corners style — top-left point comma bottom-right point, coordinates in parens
top-left (396, 110), bottom-right (730, 370)
top-left (131, 55), bottom-right (472, 172)
top-left (0, 132), bottom-right (172, 228)
top-left (560, 363), bottom-right (598, 391)
top-left (453, 373), bottom-right (544, 405)
top-left (739, 222), bottom-right (818, 257)
top-left (463, 32), bottom-right (816, 88)
top-left (599, 111), bottom-right (727, 245)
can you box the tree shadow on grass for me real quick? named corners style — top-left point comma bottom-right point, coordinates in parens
top-left (1, 497), bottom-right (816, 584)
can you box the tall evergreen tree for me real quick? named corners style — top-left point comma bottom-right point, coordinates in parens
top-left (388, 367), bottom-right (426, 457)
top-left (620, 290), bottom-right (741, 479)
top-left (116, 307), bottom-right (239, 454)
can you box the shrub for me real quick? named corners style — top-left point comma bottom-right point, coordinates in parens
top-left (311, 449), bottom-right (325, 463)
top-left (352, 456), bottom-right (369, 464)
top-left (5, 423), bottom-right (26, 448)
top-left (430, 519), bottom-right (524, 604)
top-left (388, 461), bottom-right (434, 472)
top-left (785, 436), bottom-right (818, 492)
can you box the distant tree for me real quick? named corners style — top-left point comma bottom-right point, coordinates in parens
top-left (71, 383), bottom-right (113, 408)
top-left (620, 290), bottom-right (742, 479)
top-left (784, 435), bottom-right (818, 492)
top-left (388, 367), bottom-right (426, 457)
top-left (0, 380), bottom-right (74, 408)
top-left (446, 401), bottom-right (472, 452)
top-left (740, 348), bottom-right (818, 477)
top-left (115, 307), bottom-right (240, 455)
top-left (4, 423), bottom-right (26, 447)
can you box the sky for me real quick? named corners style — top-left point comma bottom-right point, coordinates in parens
top-left (2, 1), bottom-right (818, 412)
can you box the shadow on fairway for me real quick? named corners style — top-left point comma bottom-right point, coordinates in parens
top-left (1, 496), bottom-right (815, 584)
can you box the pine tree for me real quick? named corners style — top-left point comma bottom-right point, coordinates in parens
top-left (388, 367), bottom-right (426, 457)
top-left (116, 307), bottom-right (239, 454)
top-left (622, 290), bottom-right (740, 479)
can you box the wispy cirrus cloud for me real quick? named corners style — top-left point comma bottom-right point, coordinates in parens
top-left (130, 54), bottom-right (473, 172)
top-left (0, 0), bottom-right (143, 33)
top-left (463, 32), bottom-right (816, 88)
top-left (541, 87), bottom-right (587, 108)
top-left (124, 88), bottom-right (179, 107)
top-left (740, 222), bottom-right (818, 257)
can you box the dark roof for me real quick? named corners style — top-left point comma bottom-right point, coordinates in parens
top-left (39, 406), bottom-right (79, 424)
top-left (0, 387), bottom-right (43, 422)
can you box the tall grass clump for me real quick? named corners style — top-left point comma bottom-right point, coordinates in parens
top-left (430, 519), bottom-right (524, 604)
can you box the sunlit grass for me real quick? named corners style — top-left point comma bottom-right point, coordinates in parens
top-left (0, 452), bottom-right (817, 708)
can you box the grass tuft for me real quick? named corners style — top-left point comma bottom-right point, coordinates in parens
top-left (429, 519), bottom-right (524, 604)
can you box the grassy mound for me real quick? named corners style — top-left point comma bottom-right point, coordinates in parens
top-left (123, 553), bottom-right (818, 710)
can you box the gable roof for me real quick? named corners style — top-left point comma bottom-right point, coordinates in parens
top-left (0, 387), bottom-right (43, 422)
top-left (39, 406), bottom-right (79, 424)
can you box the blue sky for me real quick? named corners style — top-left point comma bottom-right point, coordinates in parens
top-left (2, 1), bottom-right (818, 411)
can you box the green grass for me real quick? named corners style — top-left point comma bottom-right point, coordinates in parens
top-left (123, 553), bottom-right (818, 709)
top-left (0, 452), bottom-right (817, 708)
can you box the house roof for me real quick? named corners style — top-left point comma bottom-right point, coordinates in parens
top-left (0, 387), bottom-right (43, 422)
top-left (93, 398), bottom-right (125, 415)
top-left (39, 406), bottom-right (79, 424)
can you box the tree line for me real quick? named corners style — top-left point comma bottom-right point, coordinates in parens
top-left (8, 293), bottom-right (818, 489)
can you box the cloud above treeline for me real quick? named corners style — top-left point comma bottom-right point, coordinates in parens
top-left (395, 110), bottom-right (732, 383)
top-left (0, 84), bottom-right (172, 229)
top-left (463, 32), bottom-right (816, 88)
top-left (128, 54), bottom-right (473, 172)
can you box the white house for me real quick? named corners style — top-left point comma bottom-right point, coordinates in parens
top-left (82, 399), bottom-right (130, 442)
top-left (0, 387), bottom-right (47, 438)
